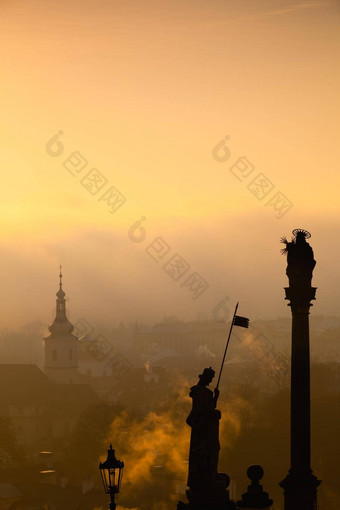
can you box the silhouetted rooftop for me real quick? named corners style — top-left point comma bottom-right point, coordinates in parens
top-left (0, 364), bottom-right (98, 412)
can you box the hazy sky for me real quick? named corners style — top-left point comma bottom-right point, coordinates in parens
top-left (1, 0), bottom-right (339, 328)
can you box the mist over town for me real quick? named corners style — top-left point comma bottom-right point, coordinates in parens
top-left (1, 0), bottom-right (339, 509)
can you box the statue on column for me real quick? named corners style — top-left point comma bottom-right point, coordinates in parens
top-left (186, 367), bottom-right (222, 487)
top-left (281, 229), bottom-right (316, 287)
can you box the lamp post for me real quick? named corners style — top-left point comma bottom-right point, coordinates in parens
top-left (99, 444), bottom-right (124, 510)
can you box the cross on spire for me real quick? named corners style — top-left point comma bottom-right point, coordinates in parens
top-left (59, 265), bottom-right (63, 289)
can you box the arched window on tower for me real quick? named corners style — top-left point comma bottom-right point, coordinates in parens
top-left (69, 349), bottom-right (73, 361)
top-left (52, 350), bottom-right (58, 362)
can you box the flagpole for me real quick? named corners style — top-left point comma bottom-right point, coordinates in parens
top-left (215, 302), bottom-right (239, 392)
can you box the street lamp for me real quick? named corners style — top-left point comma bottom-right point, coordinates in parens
top-left (99, 444), bottom-right (124, 510)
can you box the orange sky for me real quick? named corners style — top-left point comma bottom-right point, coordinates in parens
top-left (1, 0), bottom-right (339, 327)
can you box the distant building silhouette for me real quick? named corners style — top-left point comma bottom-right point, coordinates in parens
top-left (0, 363), bottom-right (98, 448)
top-left (43, 268), bottom-right (79, 384)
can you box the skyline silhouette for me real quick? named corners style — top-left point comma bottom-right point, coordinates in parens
top-left (1, 0), bottom-right (339, 508)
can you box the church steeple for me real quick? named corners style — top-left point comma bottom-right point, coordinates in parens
top-left (44, 268), bottom-right (79, 384)
top-left (49, 266), bottom-right (74, 335)
top-left (58, 264), bottom-right (64, 294)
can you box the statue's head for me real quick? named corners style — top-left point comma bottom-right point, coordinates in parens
top-left (292, 228), bottom-right (311, 245)
top-left (296, 232), bottom-right (307, 244)
top-left (199, 367), bottom-right (215, 385)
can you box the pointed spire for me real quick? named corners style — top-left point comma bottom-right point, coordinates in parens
top-left (49, 267), bottom-right (74, 335)
top-left (57, 264), bottom-right (65, 299)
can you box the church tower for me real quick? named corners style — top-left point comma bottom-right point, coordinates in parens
top-left (44, 267), bottom-right (79, 384)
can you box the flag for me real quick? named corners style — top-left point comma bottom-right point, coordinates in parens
top-left (233, 315), bottom-right (249, 328)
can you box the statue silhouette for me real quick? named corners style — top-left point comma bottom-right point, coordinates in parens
top-left (186, 367), bottom-right (221, 487)
top-left (281, 229), bottom-right (316, 287)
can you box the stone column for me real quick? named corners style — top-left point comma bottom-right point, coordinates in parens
top-left (279, 229), bottom-right (320, 510)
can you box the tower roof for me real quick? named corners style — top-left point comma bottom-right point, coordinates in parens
top-left (56, 264), bottom-right (65, 299)
top-left (48, 266), bottom-right (75, 337)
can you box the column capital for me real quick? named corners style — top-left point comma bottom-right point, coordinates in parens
top-left (284, 287), bottom-right (317, 312)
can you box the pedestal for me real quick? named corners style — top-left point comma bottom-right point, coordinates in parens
top-left (177, 475), bottom-right (235, 510)
top-left (237, 465), bottom-right (273, 509)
